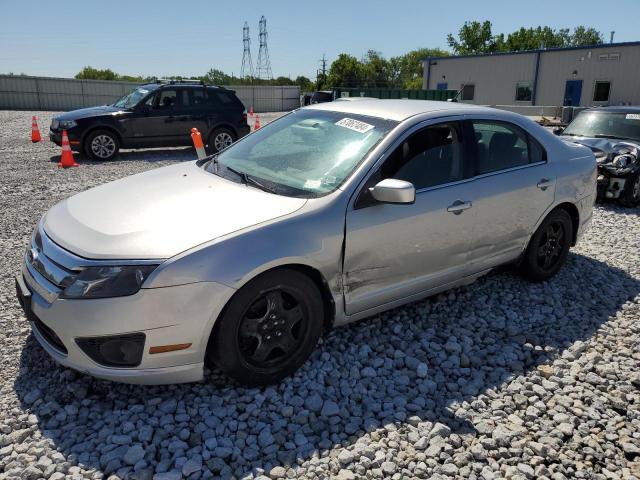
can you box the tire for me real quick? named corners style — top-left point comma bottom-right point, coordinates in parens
top-left (519, 208), bottom-right (573, 282)
top-left (207, 269), bottom-right (324, 386)
top-left (84, 130), bottom-right (120, 161)
top-left (619, 174), bottom-right (640, 207)
top-left (207, 128), bottom-right (236, 154)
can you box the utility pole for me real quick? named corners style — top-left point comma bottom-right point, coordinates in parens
top-left (317, 54), bottom-right (327, 89)
top-left (610, 31), bottom-right (615, 44)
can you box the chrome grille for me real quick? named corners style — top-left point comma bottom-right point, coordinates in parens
top-left (25, 224), bottom-right (79, 291)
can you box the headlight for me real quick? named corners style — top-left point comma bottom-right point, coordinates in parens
top-left (613, 155), bottom-right (629, 168)
top-left (60, 265), bottom-right (158, 299)
top-left (58, 120), bottom-right (77, 129)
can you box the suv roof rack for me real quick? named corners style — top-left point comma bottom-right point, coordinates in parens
top-left (155, 79), bottom-right (205, 86)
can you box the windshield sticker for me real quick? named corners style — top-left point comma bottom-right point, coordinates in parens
top-left (626, 114), bottom-right (640, 120)
top-left (303, 179), bottom-right (322, 189)
top-left (335, 117), bottom-right (375, 133)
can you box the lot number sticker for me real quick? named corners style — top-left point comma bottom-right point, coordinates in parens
top-left (626, 114), bottom-right (640, 120)
top-left (335, 118), bottom-right (375, 133)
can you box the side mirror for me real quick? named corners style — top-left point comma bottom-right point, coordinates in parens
top-left (553, 127), bottom-right (564, 136)
top-left (369, 178), bottom-right (415, 205)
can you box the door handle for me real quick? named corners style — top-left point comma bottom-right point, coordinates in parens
top-left (537, 178), bottom-right (553, 190)
top-left (447, 200), bottom-right (473, 215)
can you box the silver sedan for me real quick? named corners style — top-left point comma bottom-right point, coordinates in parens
top-left (16, 100), bottom-right (596, 386)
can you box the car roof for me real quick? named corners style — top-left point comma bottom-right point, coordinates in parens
top-left (305, 99), bottom-right (493, 121)
top-left (587, 105), bottom-right (640, 113)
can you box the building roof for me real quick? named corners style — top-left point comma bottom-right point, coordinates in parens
top-left (423, 41), bottom-right (640, 62)
top-left (305, 99), bottom-right (493, 121)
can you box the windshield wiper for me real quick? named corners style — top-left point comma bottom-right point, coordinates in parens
top-left (223, 165), bottom-right (277, 194)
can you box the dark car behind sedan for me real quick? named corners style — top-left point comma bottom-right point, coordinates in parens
top-left (49, 80), bottom-right (250, 160)
top-left (557, 106), bottom-right (640, 207)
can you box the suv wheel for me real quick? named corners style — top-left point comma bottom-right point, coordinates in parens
top-left (85, 130), bottom-right (120, 161)
top-left (519, 208), bottom-right (573, 282)
top-left (207, 269), bottom-right (324, 386)
top-left (619, 174), bottom-right (640, 207)
top-left (208, 128), bottom-right (236, 154)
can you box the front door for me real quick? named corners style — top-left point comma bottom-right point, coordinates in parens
top-left (130, 88), bottom-right (184, 145)
top-left (563, 80), bottom-right (583, 106)
top-left (343, 120), bottom-right (476, 315)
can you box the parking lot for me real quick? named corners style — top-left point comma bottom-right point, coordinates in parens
top-left (1, 109), bottom-right (639, 479)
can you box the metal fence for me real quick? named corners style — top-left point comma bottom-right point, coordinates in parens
top-left (0, 75), bottom-right (300, 112)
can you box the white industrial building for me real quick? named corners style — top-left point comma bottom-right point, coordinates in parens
top-left (423, 41), bottom-right (640, 107)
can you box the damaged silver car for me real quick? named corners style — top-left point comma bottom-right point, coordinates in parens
top-left (557, 106), bottom-right (640, 207)
top-left (17, 100), bottom-right (596, 386)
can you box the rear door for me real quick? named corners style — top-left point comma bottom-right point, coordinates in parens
top-left (464, 118), bottom-right (555, 273)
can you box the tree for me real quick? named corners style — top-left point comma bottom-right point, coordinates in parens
top-left (569, 26), bottom-right (603, 46)
top-left (448, 22), bottom-right (604, 55)
top-left (75, 66), bottom-right (119, 81)
top-left (202, 68), bottom-right (231, 85)
top-left (361, 50), bottom-right (390, 88)
top-left (390, 48), bottom-right (449, 89)
top-left (326, 54), bottom-right (362, 88)
top-left (447, 21), bottom-right (498, 55)
top-left (295, 75), bottom-right (314, 92)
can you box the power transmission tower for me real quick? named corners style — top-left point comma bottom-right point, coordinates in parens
top-left (256, 16), bottom-right (273, 80)
top-left (240, 22), bottom-right (254, 81)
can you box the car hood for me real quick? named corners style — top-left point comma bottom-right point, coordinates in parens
top-left (561, 135), bottom-right (640, 161)
top-left (55, 105), bottom-right (123, 121)
top-left (43, 162), bottom-right (307, 260)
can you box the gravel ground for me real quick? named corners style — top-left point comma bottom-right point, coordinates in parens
top-left (1, 110), bottom-right (639, 480)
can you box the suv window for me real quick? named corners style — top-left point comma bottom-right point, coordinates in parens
top-left (182, 88), bottom-right (213, 110)
top-left (155, 89), bottom-right (178, 109)
top-left (209, 89), bottom-right (237, 106)
top-left (380, 122), bottom-right (466, 190)
top-left (472, 121), bottom-right (544, 174)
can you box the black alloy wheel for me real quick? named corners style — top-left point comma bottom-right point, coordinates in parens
top-left (519, 208), bottom-right (573, 282)
top-left (208, 269), bottom-right (324, 386)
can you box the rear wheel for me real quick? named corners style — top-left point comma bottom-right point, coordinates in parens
top-left (619, 174), bottom-right (640, 207)
top-left (207, 269), bottom-right (324, 386)
top-left (84, 130), bottom-right (119, 161)
top-left (207, 128), bottom-right (236, 154)
top-left (519, 209), bottom-right (573, 282)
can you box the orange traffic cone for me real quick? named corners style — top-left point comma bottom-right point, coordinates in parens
top-left (58, 130), bottom-right (79, 168)
top-left (191, 128), bottom-right (206, 159)
top-left (31, 116), bottom-right (41, 143)
top-left (254, 115), bottom-right (261, 131)
top-left (249, 105), bottom-right (254, 116)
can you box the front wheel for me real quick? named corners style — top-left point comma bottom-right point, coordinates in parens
top-left (207, 269), bottom-right (324, 386)
top-left (207, 128), bottom-right (236, 154)
top-left (519, 209), bottom-right (573, 282)
top-left (619, 174), bottom-right (640, 207)
top-left (84, 130), bottom-right (120, 161)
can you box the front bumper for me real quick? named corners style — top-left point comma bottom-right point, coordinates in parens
top-left (596, 165), bottom-right (638, 200)
top-left (49, 129), bottom-right (82, 149)
top-left (16, 252), bottom-right (235, 385)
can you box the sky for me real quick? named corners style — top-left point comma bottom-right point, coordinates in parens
top-left (1, 0), bottom-right (639, 81)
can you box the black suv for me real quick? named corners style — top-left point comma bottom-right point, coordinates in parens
top-left (49, 80), bottom-right (250, 160)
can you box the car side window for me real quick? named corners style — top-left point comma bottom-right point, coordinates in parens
top-left (379, 122), bottom-right (466, 190)
top-left (472, 120), bottom-right (544, 174)
top-left (156, 89), bottom-right (178, 110)
top-left (183, 88), bottom-right (212, 110)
